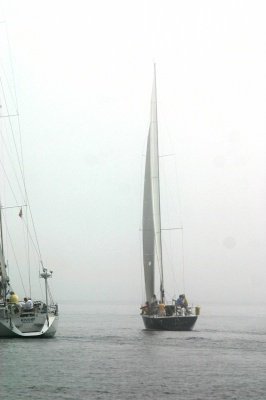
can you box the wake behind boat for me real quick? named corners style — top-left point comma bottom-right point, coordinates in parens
top-left (140, 66), bottom-right (199, 331)
top-left (0, 25), bottom-right (59, 338)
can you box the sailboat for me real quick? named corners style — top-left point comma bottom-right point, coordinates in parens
top-left (141, 66), bottom-right (199, 330)
top-left (0, 32), bottom-right (59, 337)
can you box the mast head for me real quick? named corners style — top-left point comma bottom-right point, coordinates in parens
top-left (40, 267), bottom-right (53, 279)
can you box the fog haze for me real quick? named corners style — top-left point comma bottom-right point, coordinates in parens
top-left (1, 0), bottom-right (266, 305)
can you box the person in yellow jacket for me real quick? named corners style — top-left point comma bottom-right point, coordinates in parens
top-left (9, 291), bottom-right (19, 304)
top-left (158, 301), bottom-right (166, 316)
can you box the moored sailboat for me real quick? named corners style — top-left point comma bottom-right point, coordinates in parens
top-left (140, 66), bottom-right (199, 331)
top-left (0, 28), bottom-right (59, 337)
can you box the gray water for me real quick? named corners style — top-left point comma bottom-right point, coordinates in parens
top-left (1, 303), bottom-right (266, 400)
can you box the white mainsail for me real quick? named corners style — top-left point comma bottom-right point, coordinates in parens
top-left (142, 133), bottom-right (155, 302)
top-left (142, 67), bottom-right (164, 303)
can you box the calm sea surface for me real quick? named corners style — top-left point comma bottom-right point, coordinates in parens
top-left (1, 302), bottom-right (266, 399)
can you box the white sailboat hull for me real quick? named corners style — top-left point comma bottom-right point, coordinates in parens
top-left (0, 307), bottom-right (59, 338)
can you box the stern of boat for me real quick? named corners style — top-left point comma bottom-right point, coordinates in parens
top-left (0, 302), bottom-right (59, 338)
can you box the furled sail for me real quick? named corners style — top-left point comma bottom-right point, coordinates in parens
top-left (142, 67), bottom-right (164, 303)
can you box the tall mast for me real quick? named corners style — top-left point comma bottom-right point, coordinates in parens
top-left (152, 64), bottom-right (165, 303)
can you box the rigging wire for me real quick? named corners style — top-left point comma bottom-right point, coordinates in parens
top-left (1, 25), bottom-right (34, 292)
top-left (0, 62), bottom-right (18, 116)
top-left (23, 206), bottom-right (31, 297)
top-left (0, 158), bottom-right (20, 204)
top-left (1, 20), bottom-right (44, 272)
top-left (1, 204), bottom-right (42, 267)
top-left (47, 282), bottom-right (54, 304)
top-left (2, 212), bottom-right (26, 294)
top-left (160, 159), bottom-right (178, 297)
top-left (159, 100), bottom-right (187, 295)
top-left (0, 74), bottom-right (43, 271)
top-left (0, 18), bottom-right (51, 305)
top-left (0, 117), bottom-right (25, 203)
top-left (181, 228), bottom-right (186, 293)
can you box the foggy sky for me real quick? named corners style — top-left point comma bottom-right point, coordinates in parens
top-left (1, 0), bottom-right (266, 305)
